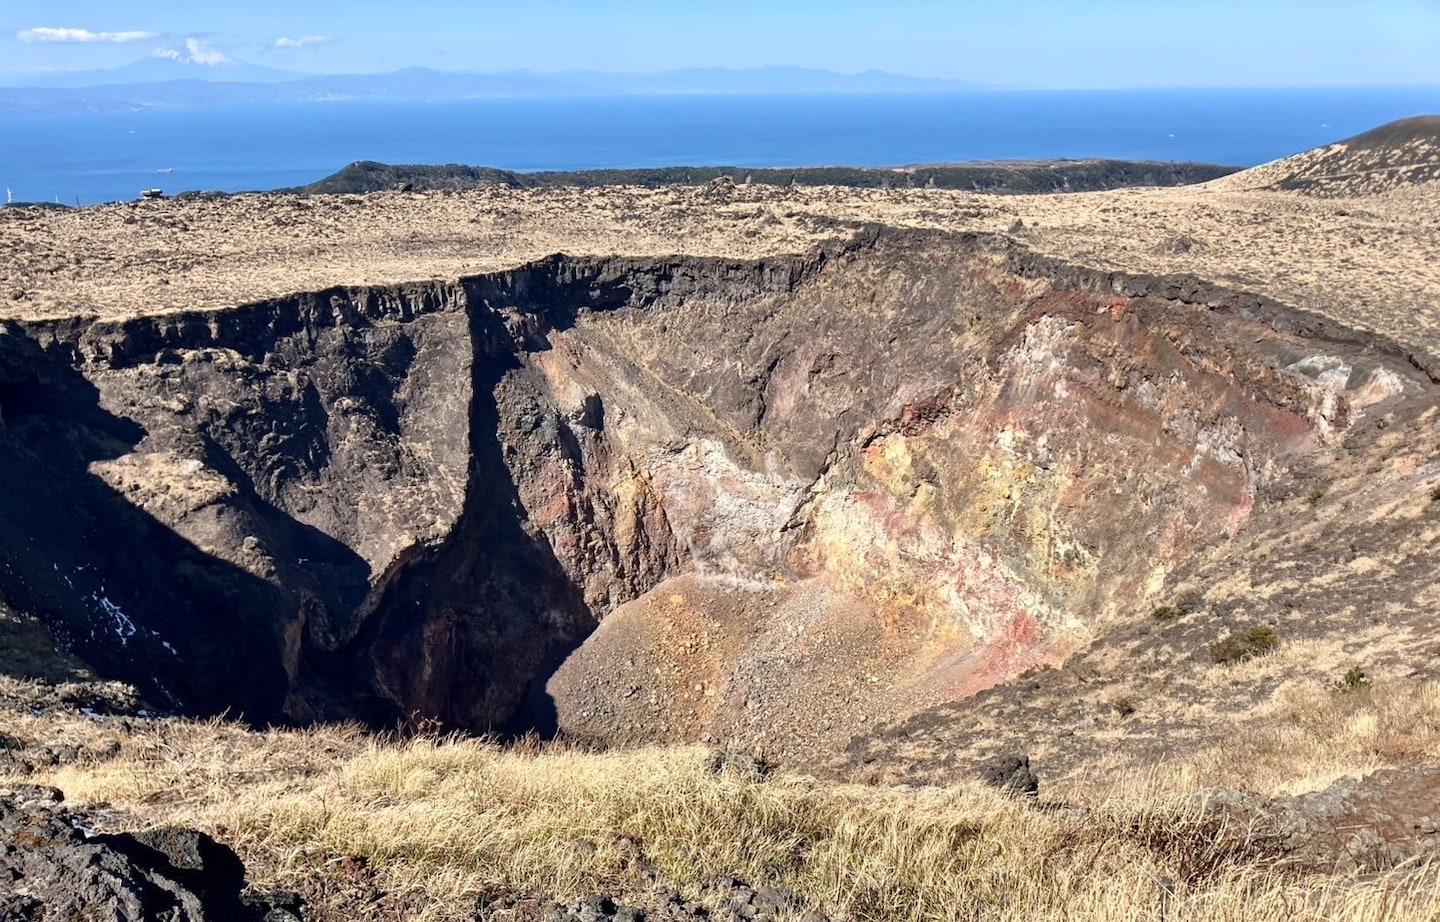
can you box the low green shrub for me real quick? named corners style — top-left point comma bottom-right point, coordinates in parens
top-left (1334, 666), bottom-right (1372, 694)
top-left (1210, 626), bottom-right (1280, 665)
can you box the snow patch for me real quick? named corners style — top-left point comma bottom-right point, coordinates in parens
top-left (93, 594), bottom-right (137, 646)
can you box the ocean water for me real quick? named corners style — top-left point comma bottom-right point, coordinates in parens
top-left (2, 87), bottom-right (1437, 205)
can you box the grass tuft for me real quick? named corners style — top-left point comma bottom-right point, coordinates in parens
top-left (1210, 626), bottom-right (1280, 665)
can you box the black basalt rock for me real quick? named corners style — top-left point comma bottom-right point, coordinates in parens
top-left (0, 787), bottom-right (298, 922)
top-left (976, 752), bottom-right (1040, 797)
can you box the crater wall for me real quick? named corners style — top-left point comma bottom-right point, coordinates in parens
top-left (0, 230), bottom-right (1424, 755)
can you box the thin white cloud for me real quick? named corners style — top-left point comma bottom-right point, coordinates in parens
top-left (18, 27), bottom-right (156, 44)
top-left (183, 37), bottom-right (227, 65)
top-left (151, 38), bottom-right (230, 66)
top-left (273, 35), bottom-right (333, 49)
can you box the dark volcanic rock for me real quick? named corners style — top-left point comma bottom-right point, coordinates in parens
top-left (976, 753), bottom-right (1039, 797)
top-left (494, 878), bottom-right (825, 922)
top-left (0, 787), bottom-right (296, 921)
top-left (1226, 765), bottom-right (1440, 873)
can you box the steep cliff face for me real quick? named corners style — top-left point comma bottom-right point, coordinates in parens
top-left (539, 233), bottom-right (1427, 756)
top-left (0, 230), bottom-right (1426, 749)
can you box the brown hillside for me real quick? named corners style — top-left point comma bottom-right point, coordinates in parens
top-left (1217, 114), bottom-right (1440, 196)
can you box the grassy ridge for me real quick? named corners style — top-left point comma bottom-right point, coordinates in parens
top-left (295, 159), bottom-right (1239, 195)
top-left (7, 674), bottom-right (1440, 921)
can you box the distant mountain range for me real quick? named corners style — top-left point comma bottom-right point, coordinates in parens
top-left (24, 59), bottom-right (297, 89)
top-left (0, 61), bottom-right (985, 114)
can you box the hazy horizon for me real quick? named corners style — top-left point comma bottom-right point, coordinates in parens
top-left (4, 0), bottom-right (1440, 90)
top-left (8, 60), bottom-right (1440, 91)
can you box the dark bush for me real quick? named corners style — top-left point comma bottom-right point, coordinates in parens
top-left (1209, 626), bottom-right (1280, 665)
top-left (1334, 666), bottom-right (1372, 693)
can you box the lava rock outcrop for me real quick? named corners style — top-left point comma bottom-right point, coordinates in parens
top-left (0, 785), bottom-right (296, 921)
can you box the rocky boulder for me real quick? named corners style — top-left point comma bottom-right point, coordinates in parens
top-left (0, 786), bottom-right (298, 922)
top-left (1213, 766), bottom-right (1440, 873)
top-left (975, 753), bottom-right (1039, 797)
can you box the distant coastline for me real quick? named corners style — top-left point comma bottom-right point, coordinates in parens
top-left (293, 159), bottom-right (1239, 196)
top-left (3, 159), bottom-right (1239, 208)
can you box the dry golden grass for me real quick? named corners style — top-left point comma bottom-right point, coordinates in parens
top-left (3, 177), bottom-right (1438, 358)
top-left (3, 680), bottom-right (1439, 921)
top-left (1216, 128), bottom-right (1440, 198)
top-left (1185, 677), bottom-right (1440, 795)
top-left (0, 186), bottom-right (847, 322)
top-left (1053, 674), bottom-right (1440, 804)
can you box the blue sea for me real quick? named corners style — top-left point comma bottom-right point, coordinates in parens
top-left (2, 87), bottom-right (1438, 205)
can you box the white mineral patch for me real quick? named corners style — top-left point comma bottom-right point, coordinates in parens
top-left (1286, 354), bottom-right (1353, 391)
top-left (94, 594), bottom-right (137, 646)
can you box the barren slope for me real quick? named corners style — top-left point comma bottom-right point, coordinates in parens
top-left (1216, 115), bottom-right (1440, 197)
top-left (4, 173), bottom-right (1439, 363)
top-left (834, 392), bottom-right (1440, 793)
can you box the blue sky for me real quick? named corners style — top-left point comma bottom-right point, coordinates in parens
top-left (2, 0), bottom-right (1439, 88)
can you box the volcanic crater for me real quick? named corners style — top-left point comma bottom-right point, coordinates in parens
top-left (2, 221), bottom-right (1430, 767)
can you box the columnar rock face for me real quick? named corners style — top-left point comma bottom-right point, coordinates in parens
top-left (0, 230), bottom-right (1426, 751)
